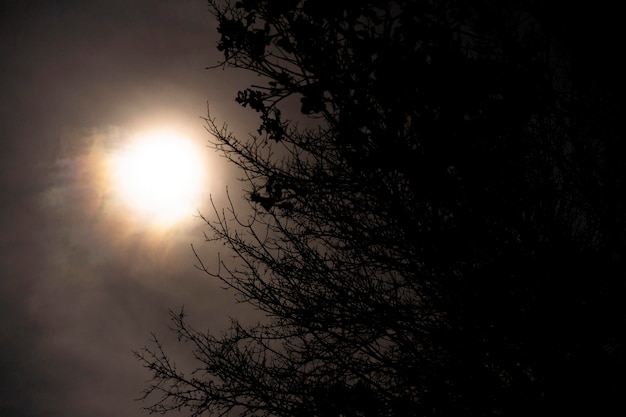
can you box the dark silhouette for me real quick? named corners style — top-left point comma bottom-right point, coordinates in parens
top-left (136, 1), bottom-right (626, 416)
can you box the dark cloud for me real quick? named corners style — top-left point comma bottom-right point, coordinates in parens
top-left (0, 1), bottom-right (255, 415)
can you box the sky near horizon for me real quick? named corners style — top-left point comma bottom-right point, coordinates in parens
top-left (0, 1), bottom-right (260, 415)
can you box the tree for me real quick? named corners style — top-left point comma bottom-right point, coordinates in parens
top-left (136, 1), bottom-right (626, 416)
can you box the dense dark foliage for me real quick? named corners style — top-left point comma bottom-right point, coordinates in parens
top-left (136, 1), bottom-right (626, 416)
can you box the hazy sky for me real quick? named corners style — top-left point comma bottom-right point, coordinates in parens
top-left (0, 1), bottom-right (261, 415)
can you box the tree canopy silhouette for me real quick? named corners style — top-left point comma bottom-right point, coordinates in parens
top-left (136, 1), bottom-right (626, 416)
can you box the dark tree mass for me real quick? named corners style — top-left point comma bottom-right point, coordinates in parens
top-left (137, 1), bottom-right (626, 416)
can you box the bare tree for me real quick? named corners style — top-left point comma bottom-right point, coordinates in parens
top-left (136, 1), bottom-right (626, 416)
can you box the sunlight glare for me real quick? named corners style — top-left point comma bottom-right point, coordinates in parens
top-left (111, 129), bottom-right (205, 225)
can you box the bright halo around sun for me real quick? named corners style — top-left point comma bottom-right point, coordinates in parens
top-left (110, 129), bottom-right (205, 226)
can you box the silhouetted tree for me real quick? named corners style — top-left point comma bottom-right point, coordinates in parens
top-left (136, 1), bottom-right (626, 416)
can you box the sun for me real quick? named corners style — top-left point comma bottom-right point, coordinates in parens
top-left (110, 129), bottom-right (205, 225)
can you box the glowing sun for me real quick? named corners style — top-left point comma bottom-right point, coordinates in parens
top-left (110, 129), bottom-right (205, 225)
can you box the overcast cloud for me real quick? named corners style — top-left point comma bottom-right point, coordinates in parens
top-left (0, 1), bottom-right (260, 415)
